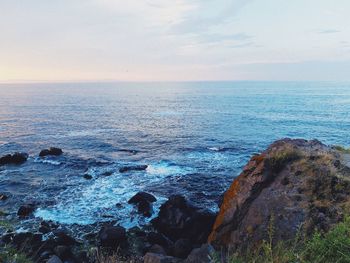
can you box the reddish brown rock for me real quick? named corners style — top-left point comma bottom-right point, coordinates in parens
top-left (209, 138), bottom-right (350, 252)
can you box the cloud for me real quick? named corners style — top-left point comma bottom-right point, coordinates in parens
top-left (318, 29), bottom-right (341, 34)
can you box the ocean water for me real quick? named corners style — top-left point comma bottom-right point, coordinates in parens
top-left (0, 81), bottom-right (350, 231)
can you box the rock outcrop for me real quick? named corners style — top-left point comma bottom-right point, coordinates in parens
top-left (39, 147), bottom-right (63, 157)
top-left (0, 152), bottom-right (28, 166)
top-left (209, 138), bottom-right (350, 252)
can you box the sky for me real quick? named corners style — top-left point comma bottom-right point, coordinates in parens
top-left (0, 0), bottom-right (349, 82)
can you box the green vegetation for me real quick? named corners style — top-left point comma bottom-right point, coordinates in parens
top-left (267, 145), bottom-right (301, 173)
top-left (223, 216), bottom-right (350, 263)
top-left (334, 145), bottom-right (350, 154)
top-left (0, 246), bottom-right (33, 263)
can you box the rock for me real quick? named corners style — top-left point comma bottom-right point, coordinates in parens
top-left (39, 147), bottom-right (63, 157)
top-left (0, 152), bottom-right (28, 166)
top-left (0, 193), bottom-right (8, 201)
top-left (129, 192), bottom-right (157, 204)
top-left (54, 231), bottom-right (77, 246)
top-left (173, 238), bottom-right (192, 258)
top-left (152, 195), bottom-right (216, 244)
top-left (119, 164), bottom-right (148, 173)
top-left (138, 200), bottom-right (153, 217)
top-left (144, 253), bottom-right (181, 263)
top-left (54, 245), bottom-right (72, 261)
top-left (184, 244), bottom-right (215, 263)
top-left (129, 192), bottom-right (157, 217)
top-left (83, 174), bottom-right (93, 180)
top-left (209, 138), bottom-right (350, 252)
top-left (98, 225), bottom-right (127, 248)
top-left (47, 255), bottom-right (63, 263)
top-left (148, 244), bottom-right (167, 255)
top-left (17, 204), bottom-right (35, 217)
top-left (147, 232), bottom-right (173, 248)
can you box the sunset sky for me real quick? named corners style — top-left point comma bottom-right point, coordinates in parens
top-left (0, 0), bottom-right (349, 82)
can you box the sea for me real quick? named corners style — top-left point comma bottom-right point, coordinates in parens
top-left (0, 81), bottom-right (349, 234)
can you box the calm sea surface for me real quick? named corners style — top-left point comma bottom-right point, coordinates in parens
top-left (0, 81), bottom-right (350, 231)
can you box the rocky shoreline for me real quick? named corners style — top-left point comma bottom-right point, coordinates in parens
top-left (1, 138), bottom-right (350, 262)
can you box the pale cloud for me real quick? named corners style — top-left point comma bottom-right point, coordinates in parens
top-left (0, 0), bottom-right (349, 82)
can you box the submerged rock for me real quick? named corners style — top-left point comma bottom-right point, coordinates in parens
top-left (0, 152), bottom-right (28, 166)
top-left (129, 192), bottom-right (157, 204)
top-left (209, 138), bottom-right (350, 252)
top-left (39, 147), bottom-right (63, 157)
top-left (129, 192), bottom-right (157, 217)
top-left (119, 164), bottom-right (148, 173)
top-left (0, 193), bottom-right (8, 201)
top-left (152, 195), bottom-right (216, 245)
top-left (17, 203), bottom-right (36, 217)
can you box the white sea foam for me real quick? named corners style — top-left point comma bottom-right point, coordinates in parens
top-left (34, 158), bottom-right (61, 166)
top-left (34, 161), bottom-right (182, 227)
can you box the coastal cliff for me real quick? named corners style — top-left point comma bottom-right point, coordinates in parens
top-left (209, 138), bottom-right (350, 253)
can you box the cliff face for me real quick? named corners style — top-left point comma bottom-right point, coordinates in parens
top-left (209, 139), bottom-right (350, 251)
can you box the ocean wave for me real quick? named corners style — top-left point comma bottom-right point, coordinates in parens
top-left (34, 158), bottom-right (61, 166)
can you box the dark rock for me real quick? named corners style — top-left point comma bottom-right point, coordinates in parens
top-left (17, 204), bottom-right (35, 217)
top-left (54, 231), bottom-right (77, 246)
top-left (83, 174), bottom-right (93, 180)
top-left (54, 245), bottom-right (72, 261)
top-left (0, 152), bottom-right (28, 166)
top-left (129, 192), bottom-right (156, 217)
top-left (173, 239), bottom-right (192, 258)
top-left (119, 164), bottom-right (148, 173)
top-left (1, 233), bottom-right (14, 244)
top-left (209, 138), bottom-right (350, 252)
top-left (184, 244), bottom-right (215, 263)
top-left (147, 232), bottom-right (173, 248)
top-left (152, 195), bottom-right (216, 244)
top-left (148, 244), bottom-right (167, 255)
top-left (98, 225), bottom-right (127, 248)
top-left (128, 192), bottom-right (157, 204)
top-left (47, 255), bottom-right (63, 263)
top-left (0, 193), bottom-right (8, 201)
top-left (137, 200), bottom-right (153, 217)
top-left (11, 232), bottom-right (43, 252)
top-left (144, 253), bottom-right (181, 263)
top-left (39, 147), bottom-right (63, 157)
top-left (102, 171), bottom-right (113, 176)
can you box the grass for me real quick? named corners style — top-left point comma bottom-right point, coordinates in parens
top-left (266, 145), bottom-right (302, 173)
top-left (0, 246), bottom-right (33, 263)
top-left (222, 216), bottom-right (350, 263)
top-left (334, 145), bottom-right (350, 154)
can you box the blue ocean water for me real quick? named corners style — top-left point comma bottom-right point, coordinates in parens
top-left (0, 81), bottom-right (350, 230)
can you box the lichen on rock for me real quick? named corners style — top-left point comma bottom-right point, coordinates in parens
top-left (209, 138), bottom-right (350, 253)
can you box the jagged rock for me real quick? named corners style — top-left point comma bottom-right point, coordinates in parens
top-left (148, 244), bottom-right (167, 255)
top-left (129, 192), bottom-right (157, 204)
top-left (152, 195), bottom-right (216, 244)
top-left (129, 192), bottom-right (157, 217)
top-left (17, 204), bottom-right (35, 217)
top-left (147, 232), bottom-right (173, 248)
top-left (119, 164), bottom-right (148, 173)
top-left (0, 152), bottom-right (28, 166)
top-left (54, 245), bottom-right (72, 261)
top-left (184, 244), bottom-right (215, 263)
top-left (53, 230), bottom-right (77, 246)
top-left (144, 253), bottom-right (181, 263)
top-left (173, 238), bottom-right (192, 258)
top-left (98, 225), bottom-right (127, 248)
top-left (209, 138), bottom-right (350, 252)
top-left (47, 255), bottom-right (63, 263)
top-left (39, 147), bottom-right (63, 157)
